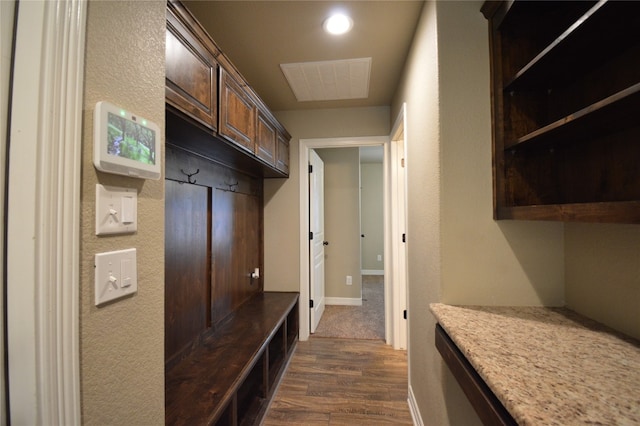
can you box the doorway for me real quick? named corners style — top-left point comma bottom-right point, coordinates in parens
top-left (310, 146), bottom-right (384, 340)
top-left (298, 128), bottom-right (407, 349)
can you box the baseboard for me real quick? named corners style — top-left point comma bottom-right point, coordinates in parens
top-left (325, 297), bottom-right (362, 306)
top-left (361, 269), bottom-right (384, 276)
top-left (408, 384), bottom-right (424, 426)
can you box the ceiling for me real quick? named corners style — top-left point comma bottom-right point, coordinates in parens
top-left (182, 1), bottom-right (425, 112)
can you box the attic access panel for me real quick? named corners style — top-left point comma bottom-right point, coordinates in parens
top-left (280, 57), bottom-right (371, 102)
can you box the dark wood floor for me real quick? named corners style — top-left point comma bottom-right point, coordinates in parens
top-left (263, 337), bottom-right (413, 425)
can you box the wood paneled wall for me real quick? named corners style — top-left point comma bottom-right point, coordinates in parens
top-left (164, 140), bottom-right (263, 366)
top-left (165, 180), bottom-right (211, 362)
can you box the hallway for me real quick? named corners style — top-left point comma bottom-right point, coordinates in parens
top-left (263, 337), bottom-right (412, 425)
top-left (313, 275), bottom-right (385, 340)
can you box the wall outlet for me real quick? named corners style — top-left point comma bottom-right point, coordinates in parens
top-left (377, 254), bottom-right (382, 261)
top-left (346, 275), bottom-right (352, 285)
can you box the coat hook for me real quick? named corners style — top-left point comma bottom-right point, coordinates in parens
top-left (180, 168), bottom-right (200, 184)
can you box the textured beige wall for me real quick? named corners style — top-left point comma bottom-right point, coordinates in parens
top-left (360, 162), bottom-right (384, 272)
top-left (391, 2), bottom-right (450, 423)
top-left (263, 107), bottom-right (390, 292)
top-left (80, 1), bottom-right (165, 424)
top-left (565, 224), bottom-right (640, 340)
top-left (316, 148), bottom-right (362, 299)
top-left (391, 1), bottom-right (565, 424)
top-left (438, 2), bottom-right (565, 307)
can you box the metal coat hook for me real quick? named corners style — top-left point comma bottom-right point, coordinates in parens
top-left (180, 168), bottom-right (200, 184)
top-left (222, 178), bottom-right (239, 192)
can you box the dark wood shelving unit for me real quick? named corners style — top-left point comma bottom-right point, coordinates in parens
top-left (165, 292), bottom-right (299, 426)
top-left (164, 3), bottom-right (298, 425)
top-left (482, 0), bottom-right (640, 223)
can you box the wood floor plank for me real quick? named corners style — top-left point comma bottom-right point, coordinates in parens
top-left (263, 337), bottom-right (412, 425)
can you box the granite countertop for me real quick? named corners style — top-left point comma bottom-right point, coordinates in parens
top-left (430, 303), bottom-right (640, 426)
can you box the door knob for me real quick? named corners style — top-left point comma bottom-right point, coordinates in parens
top-left (323, 241), bottom-right (329, 246)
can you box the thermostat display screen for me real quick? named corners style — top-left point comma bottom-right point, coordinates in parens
top-left (107, 112), bottom-right (156, 165)
top-left (93, 101), bottom-right (161, 180)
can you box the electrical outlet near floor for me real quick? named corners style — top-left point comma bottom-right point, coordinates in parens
top-left (346, 275), bottom-right (352, 285)
top-left (377, 254), bottom-right (382, 261)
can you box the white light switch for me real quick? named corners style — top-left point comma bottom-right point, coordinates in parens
top-left (121, 195), bottom-right (135, 224)
top-left (95, 248), bottom-right (137, 306)
top-left (96, 184), bottom-right (137, 235)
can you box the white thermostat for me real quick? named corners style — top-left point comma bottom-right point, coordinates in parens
top-left (93, 101), bottom-right (161, 180)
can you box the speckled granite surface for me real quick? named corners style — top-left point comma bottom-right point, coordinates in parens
top-left (430, 304), bottom-right (640, 426)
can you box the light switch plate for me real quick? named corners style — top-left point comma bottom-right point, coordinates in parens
top-left (95, 248), bottom-right (137, 306)
top-left (96, 184), bottom-right (137, 235)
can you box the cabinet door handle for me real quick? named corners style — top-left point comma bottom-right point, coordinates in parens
top-left (323, 241), bottom-right (329, 246)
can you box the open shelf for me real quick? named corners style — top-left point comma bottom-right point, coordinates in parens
top-left (498, 202), bottom-right (640, 224)
top-left (483, 0), bottom-right (640, 223)
top-left (504, 1), bottom-right (640, 92)
top-left (505, 83), bottom-right (640, 150)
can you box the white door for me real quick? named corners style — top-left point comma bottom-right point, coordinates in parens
top-left (309, 149), bottom-right (325, 333)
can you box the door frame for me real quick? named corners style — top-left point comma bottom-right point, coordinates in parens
top-left (299, 135), bottom-right (406, 347)
top-left (5, 1), bottom-right (85, 423)
top-left (388, 104), bottom-right (408, 350)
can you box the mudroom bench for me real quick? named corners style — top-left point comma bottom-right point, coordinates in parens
top-left (165, 292), bottom-right (299, 426)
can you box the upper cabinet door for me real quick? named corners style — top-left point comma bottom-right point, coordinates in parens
top-left (275, 132), bottom-right (290, 175)
top-left (166, 6), bottom-right (218, 131)
top-left (255, 108), bottom-right (276, 166)
top-left (219, 68), bottom-right (256, 153)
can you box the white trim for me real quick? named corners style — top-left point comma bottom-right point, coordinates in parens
top-left (299, 136), bottom-right (388, 341)
top-left (325, 297), bottom-right (362, 306)
top-left (361, 269), bottom-right (384, 276)
top-left (7, 0), bottom-right (85, 423)
top-left (408, 384), bottom-right (424, 426)
top-left (383, 137), bottom-right (393, 346)
top-left (389, 104), bottom-right (408, 350)
top-left (0, 2), bottom-right (15, 423)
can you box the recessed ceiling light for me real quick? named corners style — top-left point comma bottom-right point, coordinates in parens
top-left (323, 13), bottom-right (353, 35)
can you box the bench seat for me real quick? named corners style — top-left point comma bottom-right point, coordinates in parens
top-left (166, 291), bottom-right (299, 425)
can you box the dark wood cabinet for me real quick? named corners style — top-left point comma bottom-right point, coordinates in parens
top-left (166, 0), bottom-right (290, 178)
top-left (482, 0), bottom-right (640, 223)
top-left (166, 1), bottom-right (218, 130)
top-left (219, 68), bottom-right (257, 153)
top-left (255, 108), bottom-right (277, 166)
top-left (276, 131), bottom-right (290, 175)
